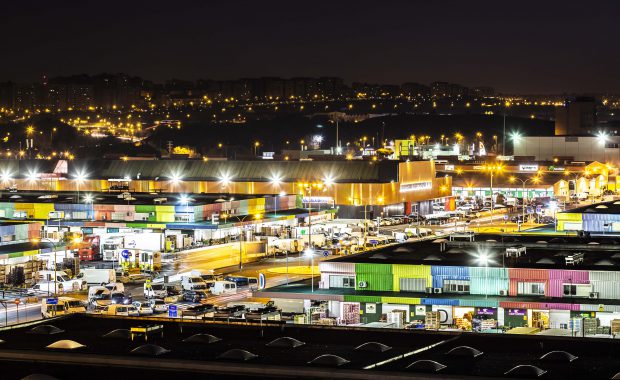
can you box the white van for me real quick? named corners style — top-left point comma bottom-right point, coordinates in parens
top-left (41, 297), bottom-right (86, 318)
top-left (88, 286), bottom-right (112, 306)
top-left (210, 281), bottom-right (237, 295)
top-left (105, 282), bottom-right (125, 294)
top-left (102, 304), bottom-right (139, 316)
top-left (77, 269), bottom-right (116, 285)
top-left (144, 283), bottom-right (167, 298)
top-left (182, 276), bottom-right (207, 291)
top-left (35, 270), bottom-right (85, 292)
top-left (29, 281), bottom-right (64, 295)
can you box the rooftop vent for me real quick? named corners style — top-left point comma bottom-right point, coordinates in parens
top-left (183, 333), bottom-right (222, 344)
top-left (28, 325), bottom-right (64, 335)
top-left (218, 349), bottom-right (258, 361)
top-left (46, 340), bottom-right (86, 350)
top-left (131, 344), bottom-right (170, 356)
top-left (539, 350), bottom-right (578, 363)
top-left (504, 365), bottom-right (547, 378)
top-left (445, 346), bottom-right (483, 358)
top-left (354, 342), bottom-right (392, 353)
top-left (406, 360), bottom-right (446, 372)
top-left (266, 337), bottom-right (305, 348)
top-left (21, 375), bottom-right (59, 380)
top-left (102, 329), bottom-right (131, 340)
top-left (308, 354), bottom-right (350, 367)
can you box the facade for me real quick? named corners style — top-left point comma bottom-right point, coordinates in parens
top-left (0, 159), bottom-right (452, 217)
top-left (259, 238), bottom-right (620, 332)
top-left (558, 200), bottom-right (620, 232)
top-left (438, 161), bottom-right (613, 201)
top-left (513, 135), bottom-right (620, 164)
top-left (554, 97), bottom-right (596, 135)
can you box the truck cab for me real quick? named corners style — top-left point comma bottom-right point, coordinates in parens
top-left (77, 235), bottom-right (101, 261)
top-left (103, 236), bottom-right (124, 261)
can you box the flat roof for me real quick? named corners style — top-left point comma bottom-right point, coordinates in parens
top-left (0, 190), bottom-right (276, 206)
top-left (0, 159), bottom-right (400, 183)
top-left (1, 314), bottom-right (619, 379)
top-left (563, 200), bottom-right (620, 214)
top-left (327, 233), bottom-right (620, 271)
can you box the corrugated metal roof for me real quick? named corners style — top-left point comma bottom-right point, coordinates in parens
top-left (63, 159), bottom-right (399, 183)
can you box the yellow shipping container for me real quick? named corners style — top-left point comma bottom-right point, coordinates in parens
top-left (157, 213), bottom-right (176, 223)
top-left (33, 204), bottom-right (55, 219)
top-left (392, 264), bottom-right (431, 291)
top-left (556, 213), bottom-right (582, 222)
top-left (14, 203), bottom-right (34, 210)
top-left (154, 205), bottom-right (175, 213)
top-left (381, 296), bottom-right (421, 305)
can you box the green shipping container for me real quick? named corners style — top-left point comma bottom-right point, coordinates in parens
top-left (355, 263), bottom-right (392, 275)
top-left (343, 295), bottom-right (382, 303)
top-left (356, 273), bottom-right (393, 291)
top-left (135, 205), bottom-right (156, 213)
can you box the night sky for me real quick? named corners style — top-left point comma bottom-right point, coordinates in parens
top-left (3, 0), bottom-right (619, 93)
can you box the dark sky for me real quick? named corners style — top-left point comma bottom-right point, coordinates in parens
top-left (2, 0), bottom-right (619, 93)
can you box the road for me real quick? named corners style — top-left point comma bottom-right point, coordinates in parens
top-left (0, 302), bottom-right (42, 326)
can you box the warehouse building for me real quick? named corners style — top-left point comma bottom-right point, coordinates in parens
top-left (557, 200), bottom-right (620, 233)
top-left (0, 158), bottom-right (452, 218)
top-left (257, 235), bottom-right (620, 334)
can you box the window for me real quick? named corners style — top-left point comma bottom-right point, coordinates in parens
top-left (443, 280), bottom-right (470, 293)
top-left (563, 284), bottom-right (577, 296)
top-left (329, 275), bottom-right (355, 288)
top-left (517, 282), bottom-right (545, 295)
top-left (400, 278), bottom-right (427, 292)
top-left (563, 283), bottom-right (592, 297)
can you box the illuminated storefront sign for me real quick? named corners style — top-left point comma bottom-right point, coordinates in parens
top-left (400, 181), bottom-right (432, 192)
top-left (302, 197), bottom-right (333, 204)
top-left (519, 164), bottom-right (539, 172)
top-left (444, 165), bottom-right (455, 171)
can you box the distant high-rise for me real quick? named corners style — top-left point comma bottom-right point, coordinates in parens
top-left (554, 97), bottom-right (596, 135)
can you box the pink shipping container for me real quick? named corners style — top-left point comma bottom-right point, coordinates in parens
top-left (94, 204), bottom-right (115, 211)
top-left (547, 269), bottom-right (590, 298)
top-left (500, 301), bottom-right (543, 310)
top-left (113, 204), bottom-right (135, 212)
top-left (509, 268), bottom-right (550, 297)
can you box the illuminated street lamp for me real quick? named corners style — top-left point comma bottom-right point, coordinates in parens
top-left (83, 193), bottom-right (95, 221)
top-left (305, 248), bottom-right (316, 292)
top-left (482, 164), bottom-right (503, 212)
top-left (476, 249), bottom-right (493, 299)
top-left (73, 170), bottom-right (87, 203)
top-left (509, 176), bottom-right (541, 230)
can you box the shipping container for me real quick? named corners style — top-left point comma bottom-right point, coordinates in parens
top-left (421, 298), bottom-right (459, 306)
top-left (590, 280), bottom-right (620, 299)
top-left (431, 265), bottom-right (470, 288)
top-left (460, 299), bottom-right (499, 308)
top-left (589, 271), bottom-right (620, 282)
top-left (381, 296), bottom-right (421, 305)
top-left (319, 261), bottom-right (355, 274)
top-left (356, 273), bottom-right (393, 291)
top-left (392, 264), bottom-right (431, 291)
top-left (355, 263), bottom-right (392, 275)
top-left (469, 267), bottom-right (509, 296)
top-left (343, 295), bottom-right (381, 303)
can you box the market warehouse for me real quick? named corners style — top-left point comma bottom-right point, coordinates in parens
top-left (256, 234), bottom-right (620, 335)
top-left (0, 158), bottom-right (452, 217)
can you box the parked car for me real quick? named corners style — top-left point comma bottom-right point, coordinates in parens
top-left (148, 299), bottom-right (168, 313)
top-left (111, 292), bottom-right (133, 305)
top-left (132, 301), bottom-right (154, 315)
top-left (182, 289), bottom-right (210, 303)
top-left (102, 304), bottom-right (139, 316)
